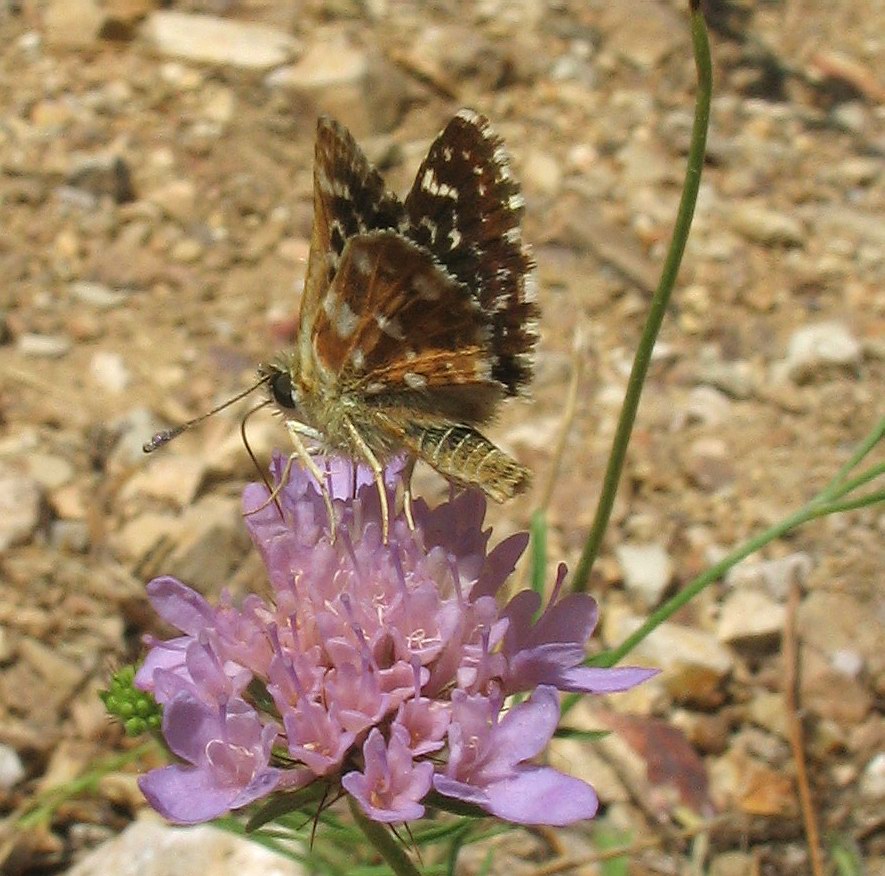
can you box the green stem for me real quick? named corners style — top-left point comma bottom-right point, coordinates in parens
top-left (572, 4), bottom-right (712, 591)
top-left (812, 489), bottom-right (885, 518)
top-left (348, 796), bottom-right (422, 876)
top-left (823, 461), bottom-right (885, 503)
top-left (821, 416), bottom-right (885, 498)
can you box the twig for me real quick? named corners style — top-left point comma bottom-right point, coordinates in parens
top-left (783, 577), bottom-right (825, 876)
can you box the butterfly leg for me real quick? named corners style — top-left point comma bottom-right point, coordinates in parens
top-left (343, 418), bottom-right (390, 544)
top-left (286, 420), bottom-right (337, 542)
top-left (401, 455), bottom-right (417, 532)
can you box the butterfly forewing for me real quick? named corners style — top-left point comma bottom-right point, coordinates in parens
top-left (403, 109), bottom-right (537, 395)
top-left (300, 118), bottom-right (406, 373)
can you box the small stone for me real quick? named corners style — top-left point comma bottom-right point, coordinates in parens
top-left (16, 333), bottom-right (72, 358)
top-left (598, 3), bottom-right (687, 69)
top-left (686, 438), bottom-right (735, 492)
top-left (148, 179), bottom-right (197, 222)
top-left (165, 497), bottom-right (249, 592)
top-left (859, 752), bottom-right (885, 800)
top-left (615, 542), bottom-right (674, 607)
top-left (66, 819), bottom-right (305, 876)
top-left (522, 149), bottom-right (562, 196)
top-left (0, 744), bottom-right (26, 791)
top-left (111, 512), bottom-right (177, 568)
top-left (682, 386), bottom-right (732, 427)
top-left (142, 11), bottom-right (299, 70)
top-left (50, 519), bottom-right (91, 552)
top-left (746, 691), bottom-right (790, 739)
top-left (121, 453), bottom-right (208, 508)
top-left (709, 851), bottom-right (757, 876)
top-left (0, 466), bottom-right (42, 550)
top-left (19, 637), bottom-right (85, 701)
top-left (44, 0), bottom-right (104, 47)
top-left (170, 237), bottom-right (204, 263)
top-left (695, 352), bottom-right (758, 399)
top-left (731, 204), bottom-right (804, 246)
top-left (67, 155), bottom-right (135, 204)
top-left (266, 38), bottom-right (405, 135)
top-left (606, 612), bottom-right (733, 707)
top-left (26, 454), bottom-right (74, 491)
top-left (725, 553), bottom-right (812, 601)
top-left (90, 351), bottom-right (132, 393)
top-left (70, 281), bottom-right (128, 309)
top-left (717, 589), bottom-right (785, 650)
top-left (832, 101), bottom-right (868, 134)
top-left (831, 649), bottom-right (864, 679)
top-left (710, 748), bottom-right (797, 816)
top-left (781, 321), bottom-right (862, 383)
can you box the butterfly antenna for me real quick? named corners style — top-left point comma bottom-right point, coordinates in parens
top-left (143, 373), bottom-right (273, 453)
top-left (240, 400), bottom-right (284, 518)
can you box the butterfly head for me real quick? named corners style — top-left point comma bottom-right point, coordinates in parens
top-left (259, 360), bottom-right (301, 414)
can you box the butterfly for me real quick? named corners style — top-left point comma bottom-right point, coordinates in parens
top-left (147, 110), bottom-right (537, 542)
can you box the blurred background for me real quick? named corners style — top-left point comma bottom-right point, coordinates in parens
top-left (0, 1), bottom-right (882, 873)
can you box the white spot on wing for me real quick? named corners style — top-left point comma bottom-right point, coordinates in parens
top-left (403, 372), bottom-right (428, 390)
top-left (376, 314), bottom-right (405, 340)
top-left (333, 300), bottom-right (359, 338)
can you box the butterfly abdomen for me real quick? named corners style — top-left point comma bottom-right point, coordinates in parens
top-left (403, 423), bottom-right (530, 503)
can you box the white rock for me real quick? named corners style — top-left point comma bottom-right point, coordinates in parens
top-left (0, 743), bottom-right (26, 791)
top-left (142, 12), bottom-right (299, 70)
top-left (725, 552), bottom-right (811, 600)
top-left (16, 333), bottom-right (72, 358)
top-left (731, 204), bottom-right (804, 246)
top-left (66, 817), bottom-right (306, 876)
top-left (859, 752), bottom-right (885, 800)
top-left (615, 542), bottom-right (674, 607)
top-left (0, 466), bottom-right (42, 550)
top-left (91, 351), bottom-right (132, 393)
top-left (781, 322), bottom-right (862, 382)
top-left (681, 385), bottom-right (732, 427)
top-left (71, 281), bottom-right (128, 309)
top-left (717, 589), bottom-right (786, 649)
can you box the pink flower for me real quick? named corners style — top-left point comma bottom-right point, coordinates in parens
top-left (136, 455), bottom-right (655, 825)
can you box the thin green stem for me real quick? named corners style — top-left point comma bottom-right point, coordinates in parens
top-left (823, 462), bottom-right (885, 503)
top-left (811, 490), bottom-right (885, 518)
top-left (821, 416), bottom-right (885, 498)
top-left (572, 5), bottom-right (712, 591)
top-left (348, 796), bottom-right (422, 876)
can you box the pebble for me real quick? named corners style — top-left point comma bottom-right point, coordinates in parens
top-left (717, 589), bottom-right (785, 650)
top-left (44, 0), bottom-right (104, 47)
top-left (694, 351), bottom-right (758, 399)
top-left (730, 204), bottom-right (804, 246)
top-left (681, 385), bottom-right (732, 427)
top-left (16, 333), bottom-right (72, 358)
top-left (686, 438), bottom-right (735, 492)
top-left (266, 37), bottom-right (371, 132)
top-left (709, 852), bottom-right (756, 876)
top-left (859, 752), bottom-right (885, 800)
top-left (90, 351), bottom-right (132, 393)
top-left (25, 454), bottom-right (74, 491)
top-left (615, 541), bottom-right (674, 607)
top-left (522, 149), bottom-right (563, 196)
top-left (70, 281), bottom-right (128, 309)
top-left (50, 519), bottom-right (91, 552)
top-left (147, 179), bottom-right (197, 222)
top-left (0, 466), bottom-right (42, 550)
top-left (121, 453), bottom-right (208, 508)
top-left (725, 552), bottom-right (811, 600)
top-left (606, 610), bottom-right (733, 707)
top-left (780, 321), bottom-right (862, 383)
top-left (66, 818), bottom-right (305, 876)
top-left (0, 743), bottom-right (26, 791)
top-left (66, 154), bottom-right (135, 204)
top-left (142, 11), bottom-right (300, 70)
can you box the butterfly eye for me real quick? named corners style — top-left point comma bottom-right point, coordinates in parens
top-left (270, 370), bottom-right (297, 409)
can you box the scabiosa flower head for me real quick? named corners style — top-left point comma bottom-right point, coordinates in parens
top-left (135, 454), bottom-right (656, 826)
